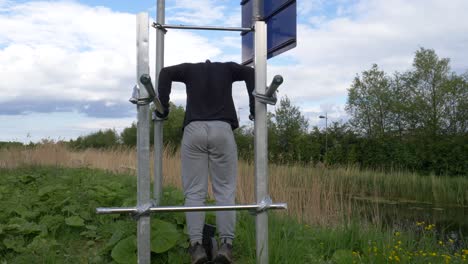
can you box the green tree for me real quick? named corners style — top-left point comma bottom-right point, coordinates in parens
top-left (70, 129), bottom-right (118, 149)
top-left (408, 48), bottom-right (452, 136)
top-left (442, 73), bottom-right (468, 134)
top-left (388, 71), bottom-right (413, 138)
top-left (273, 96), bottom-right (308, 162)
top-left (344, 48), bottom-right (468, 175)
top-left (121, 102), bottom-right (186, 148)
top-left (267, 112), bottom-right (280, 162)
top-left (121, 123), bottom-right (137, 147)
top-left (159, 103), bottom-right (185, 148)
top-left (346, 64), bottom-right (393, 137)
top-left (234, 125), bottom-right (254, 162)
top-left (308, 126), bottom-right (326, 164)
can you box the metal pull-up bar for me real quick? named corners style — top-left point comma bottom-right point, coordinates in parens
top-left (152, 22), bottom-right (253, 32)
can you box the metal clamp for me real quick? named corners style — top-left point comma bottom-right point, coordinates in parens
top-left (129, 84), bottom-right (153, 106)
top-left (129, 74), bottom-right (168, 121)
top-left (253, 75), bottom-right (283, 105)
top-left (252, 90), bottom-right (277, 105)
top-left (132, 200), bottom-right (156, 220)
top-left (249, 196), bottom-right (273, 215)
top-left (152, 22), bottom-right (168, 33)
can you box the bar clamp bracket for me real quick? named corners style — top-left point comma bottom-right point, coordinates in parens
top-left (132, 200), bottom-right (157, 220)
top-left (249, 196), bottom-right (274, 215)
top-left (129, 74), bottom-right (168, 121)
top-left (253, 75), bottom-right (283, 105)
top-left (129, 84), bottom-right (153, 106)
top-left (152, 22), bottom-right (168, 34)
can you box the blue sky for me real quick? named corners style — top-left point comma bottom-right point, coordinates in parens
top-left (1, 0), bottom-right (468, 143)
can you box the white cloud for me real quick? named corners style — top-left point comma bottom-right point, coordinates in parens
top-left (0, 1), bottom-right (224, 107)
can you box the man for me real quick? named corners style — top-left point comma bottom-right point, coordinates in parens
top-left (157, 60), bottom-right (255, 264)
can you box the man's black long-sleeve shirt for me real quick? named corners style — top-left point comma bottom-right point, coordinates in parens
top-left (158, 61), bottom-right (255, 130)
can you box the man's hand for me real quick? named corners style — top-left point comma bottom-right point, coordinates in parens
top-left (249, 112), bottom-right (255, 121)
top-left (155, 108), bottom-right (169, 119)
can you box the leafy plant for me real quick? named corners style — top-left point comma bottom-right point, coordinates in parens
top-left (0, 166), bottom-right (190, 263)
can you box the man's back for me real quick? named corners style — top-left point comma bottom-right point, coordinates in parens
top-left (158, 61), bottom-right (254, 129)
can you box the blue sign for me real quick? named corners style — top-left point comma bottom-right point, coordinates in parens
top-left (241, 0), bottom-right (296, 65)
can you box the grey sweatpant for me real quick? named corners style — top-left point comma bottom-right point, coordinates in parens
top-left (181, 121), bottom-right (238, 245)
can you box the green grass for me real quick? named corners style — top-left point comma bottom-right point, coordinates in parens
top-left (0, 166), bottom-right (466, 263)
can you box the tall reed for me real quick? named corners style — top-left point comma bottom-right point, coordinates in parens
top-left (1, 143), bottom-right (467, 227)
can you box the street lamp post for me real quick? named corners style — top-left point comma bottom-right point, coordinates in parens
top-left (319, 113), bottom-right (328, 158)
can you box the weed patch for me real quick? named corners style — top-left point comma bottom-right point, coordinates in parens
top-left (0, 166), bottom-right (190, 263)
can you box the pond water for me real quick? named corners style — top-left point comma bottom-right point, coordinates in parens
top-left (352, 197), bottom-right (468, 238)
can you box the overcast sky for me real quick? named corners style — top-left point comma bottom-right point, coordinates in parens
top-left (1, 0), bottom-right (467, 142)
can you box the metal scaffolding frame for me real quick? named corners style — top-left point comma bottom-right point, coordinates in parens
top-left (96, 1), bottom-right (286, 263)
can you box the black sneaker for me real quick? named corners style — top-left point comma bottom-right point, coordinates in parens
top-left (189, 242), bottom-right (208, 264)
top-left (213, 242), bottom-right (233, 264)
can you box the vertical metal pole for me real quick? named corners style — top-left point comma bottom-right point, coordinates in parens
top-left (153, 0), bottom-right (165, 205)
top-left (253, 1), bottom-right (268, 263)
top-left (136, 13), bottom-right (151, 264)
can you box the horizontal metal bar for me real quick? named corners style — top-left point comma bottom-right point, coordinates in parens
top-left (152, 22), bottom-right (252, 32)
top-left (96, 203), bottom-right (287, 215)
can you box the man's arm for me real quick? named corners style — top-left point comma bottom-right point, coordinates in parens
top-left (158, 64), bottom-right (187, 110)
top-left (230, 62), bottom-right (255, 118)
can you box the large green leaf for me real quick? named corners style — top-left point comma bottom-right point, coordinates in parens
top-left (62, 204), bottom-right (79, 214)
top-left (27, 236), bottom-right (58, 253)
top-left (78, 209), bottom-right (92, 220)
top-left (39, 215), bottom-right (64, 233)
top-left (19, 173), bottom-right (38, 184)
top-left (6, 217), bottom-right (41, 234)
top-left (65, 216), bottom-right (85, 227)
top-left (38, 185), bottom-right (66, 197)
top-left (3, 236), bottom-right (25, 253)
top-left (86, 225), bottom-right (97, 230)
top-left (150, 219), bottom-right (181, 253)
top-left (19, 221), bottom-right (42, 235)
top-left (106, 229), bottom-right (125, 246)
top-left (13, 205), bottom-right (39, 220)
top-left (80, 229), bottom-right (98, 239)
top-left (111, 235), bottom-right (137, 264)
top-left (8, 217), bottom-right (28, 226)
